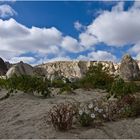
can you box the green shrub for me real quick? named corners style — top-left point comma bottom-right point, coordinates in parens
top-left (0, 75), bottom-right (51, 98)
top-left (70, 80), bottom-right (81, 90)
top-left (59, 84), bottom-right (74, 94)
top-left (76, 101), bottom-right (106, 127)
top-left (109, 78), bottom-right (137, 99)
top-left (79, 63), bottom-right (114, 90)
top-left (120, 97), bottom-right (140, 118)
top-left (51, 79), bottom-right (65, 88)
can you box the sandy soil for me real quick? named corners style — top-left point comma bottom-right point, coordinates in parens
top-left (0, 89), bottom-right (140, 139)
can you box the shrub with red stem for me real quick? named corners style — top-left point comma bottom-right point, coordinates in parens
top-left (48, 102), bottom-right (77, 131)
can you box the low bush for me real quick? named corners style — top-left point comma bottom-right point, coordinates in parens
top-left (51, 79), bottom-right (65, 88)
top-left (76, 101), bottom-right (106, 127)
top-left (104, 95), bottom-right (140, 120)
top-left (109, 78), bottom-right (137, 99)
top-left (79, 63), bottom-right (114, 90)
top-left (48, 102), bottom-right (77, 131)
top-left (0, 75), bottom-right (51, 98)
top-left (118, 96), bottom-right (140, 118)
top-left (59, 84), bottom-right (74, 94)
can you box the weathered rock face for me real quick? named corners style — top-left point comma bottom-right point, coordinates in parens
top-left (5, 62), bottom-right (13, 70)
top-left (6, 61), bottom-right (33, 78)
top-left (0, 57), bottom-right (7, 76)
top-left (120, 54), bottom-right (140, 81)
top-left (33, 67), bottom-right (47, 77)
top-left (37, 61), bottom-right (120, 81)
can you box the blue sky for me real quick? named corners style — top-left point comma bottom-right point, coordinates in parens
top-left (0, 1), bottom-right (140, 65)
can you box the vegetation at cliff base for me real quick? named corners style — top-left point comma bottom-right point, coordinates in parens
top-left (0, 75), bottom-right (51, 98)
top-left (78, 63), bottom-right (114, 90)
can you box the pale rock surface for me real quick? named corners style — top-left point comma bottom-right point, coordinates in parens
top-left (0, 57), bottom-right (7, 76)
top-left (37, 61), bottom-right (120, 81)
top-left (120, 54), bottom-right (140, 80)
top-left (6, 61), bottom-right (33, 78)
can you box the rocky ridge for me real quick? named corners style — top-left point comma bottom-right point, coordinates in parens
top-left (0, 58), bottom-right (7, 76)
top-left (120, 54), bottom-right (140, 80)
top-left (36, 61), bottom-right (120, 81)
top-left (1, 54), bottom-right (140, 81)
top-left (6, 61), bottom-right (33, 78)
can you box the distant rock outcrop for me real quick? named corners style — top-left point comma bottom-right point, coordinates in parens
top-left (37, 61), bottom-right (120, 81)
top-left (0, 57), bottom-right (7, 76)
top-left (120, 54), bottom-right (140, 81)
top-left (6, 61), bottom-right (33, 78)
top-left (5, 62), bottom-right (13, 70)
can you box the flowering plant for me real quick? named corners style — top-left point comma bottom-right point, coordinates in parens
top-left (76, 100), bottom-right (106, 127)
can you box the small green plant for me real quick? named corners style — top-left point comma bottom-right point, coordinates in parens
top-left (118, 96), bottom-right (140, 118)
top-left (105, 95), bottom-right (140, 120)
top-left (48, 102), bottom-right (76, 131)
top-left (51, 79), bottom-right (65, 88)
top-left (76, 101), bottom-right (106, 127)
top-left (79, 63), bottom-right (114, 90)
top-left (59, 84), bottom-right (74, 94)
top-left (109, 78), bottom-right (137, 99)
top-left (0, 75), bottom-right (51, 98)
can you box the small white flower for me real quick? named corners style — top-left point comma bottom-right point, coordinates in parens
top-left (98, 109), bottom-right (103, 113)
top-left (103, 114), bottom-right (106, 118)
top-left (79, 110), bottom-right (83, 115)
top-left (88, 103), bottom-right (93, 109)
top-left (90, 113), bottom-right (96, 119)
top-left (94, 106), bottom-right (99, 111)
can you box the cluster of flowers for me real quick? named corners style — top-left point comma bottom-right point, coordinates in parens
top-left (77, 101), bottom-right (107, 126)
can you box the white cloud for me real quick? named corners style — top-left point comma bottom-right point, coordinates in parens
top-left (0, 18), bottom-right (94, 64)
top-left (0, 4), bottom-right (17, 18)
top-left (79, 32), bottom-right (98, 49)
top-left (78, 50), bottom-right (117, 62)
top-left (43, 56), bottom-right (71, 63)
top-left (74, 21), bottom-right (85, 31)
top-left (131, 1), bottom-right (140, 10)
top-left (0, 18), bottom-right (63, 61)
top-left (86, 2), bottom-right (140, 47)
top-left (61, 36), bottom-right (83, 52)
top-left (112, 1), bottom-right (124, 12)
top-left (5, 1), bottom-right (140, 64)
top-left (9, 56), bottom-right (36, 64)
top-left (0, 18), bottom-right (98, 64)
top-left (129, 42), bottom-right (140, 55)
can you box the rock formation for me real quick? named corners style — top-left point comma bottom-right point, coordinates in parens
top-left (120, 54), bottom-right (140, 81)
top-left (5, 62), bottom-right (13, 70)
top-left (4, 54), bottom-right (140, 81)
top-left (6, 61), bottom-right (33, 78)
top-left (37, 61), bottom-right (120, 81)
top-left (0, 57), bottom-right (7, 76)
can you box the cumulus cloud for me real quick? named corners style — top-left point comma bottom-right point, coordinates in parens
top-left (2, 1), bottom-right (140, 64)
top-left (0, 18), bottom-right (92, 64)
top-left (9, 56), bottom-right (36, 64)
top-left (0, 4), bottom-right (17, 18)
top-left (43, 56), bottom-right (71, 63)
top-left (74, 21), bottom-right (86, 31)
top-left (86, 2), bottom-right (140, 47)
top-left (79, 32), bottom-right (98, 49)
top-left (78, 50), bottom-right (117, 62)
top-left (61, 36), bottom-right (83, 52)
top-left (129, 42), bottom-right (140, 55)
top-left (0, 18), bottom-right (63, 60)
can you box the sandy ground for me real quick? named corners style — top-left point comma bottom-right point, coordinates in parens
top-left (0, 89), bottom-right (140, 139)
